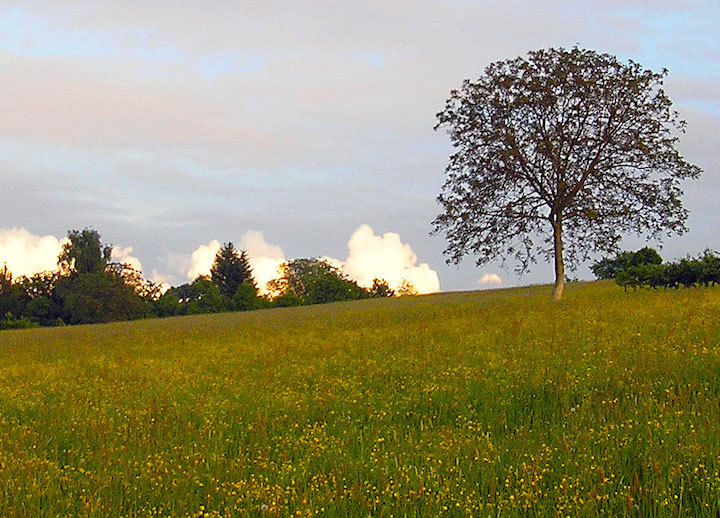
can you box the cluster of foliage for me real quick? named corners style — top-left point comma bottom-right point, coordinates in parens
top-left (592, 248), bottom-right (720, 291)
top-left (267, 258), bottom-right (394, 307)
top-left (591, 247), bottom-right (663, 279)
top-left (1, 231), bottom-right (405, 330)
top-left (2, 283), bottom-right (720, 515)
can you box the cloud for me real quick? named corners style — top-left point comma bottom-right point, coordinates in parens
top-left (112, 245), bottom-right (171, 294)
top-left (334, 224), bottom-right (440, 294)
top-left (111, 245), bottom-right (143, 273)
top-left (239, 231), bottom-right (286, 295)
top-left (186, 239), bottom-right (221, 280)
top-left (0, 227), bottom-right (66, 278)
top-left (479, 273), bottom-right (502, 286)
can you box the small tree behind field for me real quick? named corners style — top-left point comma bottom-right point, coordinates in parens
top-left (397, 280), bottom-right (418, 296)
top-left (210, 242), bottom-right (254, 297)
top-left (591, 247), bottom-right (663, 280)
top-left (59, 229), bottom-right (112, 275)
top-left (369, 278), bottom-right (395, 297)
top-left (269, 258), bottom-right (368, 305)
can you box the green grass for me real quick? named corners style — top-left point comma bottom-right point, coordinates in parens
top-left (1, 281), bottom-right (720, 516)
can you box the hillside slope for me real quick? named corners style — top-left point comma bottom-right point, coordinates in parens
top-left (1, 282), bottom-right (719, 516)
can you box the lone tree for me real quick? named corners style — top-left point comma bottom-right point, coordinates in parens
top-left (210, 243), bottom-right (254, 297)
top-left (433, 47), bottom-right (701, 300)
top-left (59, 228), bottom-right (112, 275)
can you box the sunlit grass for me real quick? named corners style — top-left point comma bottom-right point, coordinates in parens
top-left (1, 281), bottom-right (719, 516)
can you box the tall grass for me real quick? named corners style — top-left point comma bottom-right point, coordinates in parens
top-left (1, 281), bottom-right (719, 516)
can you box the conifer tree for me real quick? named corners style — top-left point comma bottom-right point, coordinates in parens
top-left (210, 243), bottom-right (254, 297)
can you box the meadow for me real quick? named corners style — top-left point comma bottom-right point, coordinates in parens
top-left (1, 281), bottom-right (719, 517)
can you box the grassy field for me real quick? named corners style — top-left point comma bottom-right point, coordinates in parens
top-left (1, 281), bottom-right (719, 516)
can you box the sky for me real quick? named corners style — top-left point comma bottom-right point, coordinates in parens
top-left (0, 1), bottom-right (718, 292)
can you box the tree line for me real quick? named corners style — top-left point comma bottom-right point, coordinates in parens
top-left (1, 228), bottom-right (411, 330)
top-left (592, 247), bottom-right (720, 291)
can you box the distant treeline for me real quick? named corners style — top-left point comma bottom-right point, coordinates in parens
top-left (1, 228), bottom-right (415, 330)
top-left (592, 247), bottom-right (720, 291)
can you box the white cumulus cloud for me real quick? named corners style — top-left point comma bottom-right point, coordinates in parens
top-left (239, 231), bottom-right (286, 295)
top-left (111, 246), bottom-right (172, 295)
top-left (333, 224), bottom-right (440, 294)
top-left (479, 273), bottom-right (502, 286)
top-left (0, 228), bottom-right (66, 278)
top-left (111, 245), bottom-right (143, 273)
top-left (147, 269), bottom-right (173, 295)
top-left (186, 239), bottom-right (221, 280)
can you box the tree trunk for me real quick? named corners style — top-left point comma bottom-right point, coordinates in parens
top-left (552, 219), bottom-right (564, 301)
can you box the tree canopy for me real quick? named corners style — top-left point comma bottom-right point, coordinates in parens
top-left (210, 242), bottom-right (254, 297)
top-left (591, 247), bottom-right (662, 280)
top-left (433, 46), bottom-right (701, 300)
top-left (269, 258), bottom-right (369, 305)
top-left (55, 229), bottom-right (146, 324)
top-left (59, 228), bottom-right (112, 275)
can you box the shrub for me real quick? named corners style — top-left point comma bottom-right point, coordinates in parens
top-left (611, 249), bottom-right (720, 292)
top-left (231, 282), bottom-right (263, 311)
top-left (592, 247), bottom-right (662, 280)
top-left (272, 292), bottom-right (303, 308)
top-left (0, 312), bottom-right (39, 330)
